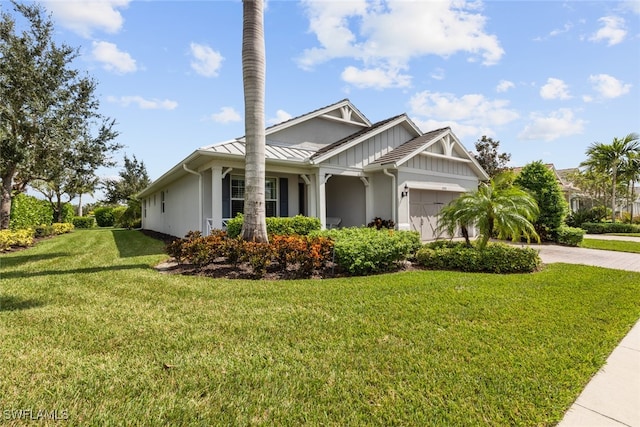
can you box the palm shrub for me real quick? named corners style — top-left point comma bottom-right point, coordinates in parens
top-left (514, 161), bottom-right (568, 241)
top-left (438, 172), bottom-right (540, 250)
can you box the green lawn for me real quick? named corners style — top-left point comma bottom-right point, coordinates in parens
top-left (1, 229), bottom-right (639, 426)
top-left (581, 238), bottom-right (640, 254)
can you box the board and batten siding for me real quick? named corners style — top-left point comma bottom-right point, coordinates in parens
top-left (400, 155), bottom-right (476, 178)
top-left (142, 173), bottom-right (200, 238)
top-left (268, 117), bottom-right (364, 147)
top-left (324, 125), bottom-right (414, 169)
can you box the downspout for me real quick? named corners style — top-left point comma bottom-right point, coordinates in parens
top-left (183, 164), bottom-right (203, 234)
top-left (383, 168), bottom-right (396, 224)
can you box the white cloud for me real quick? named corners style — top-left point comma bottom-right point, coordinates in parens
top-left (267, 110), bottom-right (293, 126)
top-left (540, 78), bottom-right (571, 100)
top-left (430, 68), bottom-right (445, 81)
top-left (622, 1), bottom-right (640, 14)
top-left (190, 43), bottom-right (224, 77)
top-left (409, 90), bottom-right (518, 137)
top-left (298, 0), bottom-right (504, 81)
top-left (518, 109), bottom-right (586, 141)
top-left (590, 16), bottom-right (627, 46)
top-left (496, 80), bottom-right (515, 93)
top-left (107, 95), bottom-right (178, 110)
top-left (589, 74), bottom-right (632, 98)
top-left (43, 0), bottom-right (130, 38)
top-left (211, 107), bottom-right (241, 124)
top-left (92, 41), bottom-right (137, 74)
top-left (341, 65), bottom-right (411, 89)
top-left (549, 22), bottom-right (573, 37)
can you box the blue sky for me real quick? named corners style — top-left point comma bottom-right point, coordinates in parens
top-left (12, 0), bottom-right (640, 185)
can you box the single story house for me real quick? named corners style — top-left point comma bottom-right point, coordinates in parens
top-left (138, 99), bottom-right (489, 240)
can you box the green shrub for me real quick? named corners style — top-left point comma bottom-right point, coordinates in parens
top-left (581, 222), bottom-right (640, 234)
top-left (9, 194), bottom-right (53, 230)
top-left (59, 203), bottom-right (75, 223)
top-left (552, 226), bottom-right (585, 246)
top-left (72, 216), bottom-right (96, 229)
top-left (94, 207), bottom-right (116, 227)
top-left (0, 229), bottom-right (35, 251)
top-left (514, 161), bottom-right (568, 241)
top-left (566, 206), bottom-right (608, 227)
top-left (225, 214), bottom-right (322, 238)
top-left (52, 222), bottom-right (74, 234)
top-left (416, 242), bottom-right (541, 274)
top-left (117, 198), bottom-right (142, 229)
top-left (112, 206), bottom-right (127, 226)
top-left (34, 224), bottom-right (54, 238)
top-left (316, 227), bottom-right (421, 276)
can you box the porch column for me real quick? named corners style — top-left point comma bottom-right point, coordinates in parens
top-left (361, 176), bottom-right (373, 224)
top-left (211, 166), bottom-right (223, 229)
top-left (318, 171), bottom-right (329, 229)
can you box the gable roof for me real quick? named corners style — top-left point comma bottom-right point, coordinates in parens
top-left (226, 99), bottom-right (371, 145)
top-left (366, 127), bottom-right (489, 180)
top-left (199, 140), bottom-right (315, 162)
top-left (310, 114), bottom-right (421, 164)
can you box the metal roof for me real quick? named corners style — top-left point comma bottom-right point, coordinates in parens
top-left (201, 140), bottom-right (315, 162)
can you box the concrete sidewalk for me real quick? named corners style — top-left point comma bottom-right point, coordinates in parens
top-left (525, 235), bottom-right (640, 426)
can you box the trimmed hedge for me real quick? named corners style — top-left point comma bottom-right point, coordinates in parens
top-left (316, 227), bottom-right (422, 276)
top-left (73, 216), bottom-right (96, 229)
top-left (94, 207), bottom-right (116, 227)
top-left (552, 226), bottom-right (585, 246)
top-left (416, 241), bottom-right (541, 274)
top-left (225, 214), bottom-right (322, 238)
top-left (9, 194), bottom-right (53, 230)
top-left (580, 222), bottom-right (640, 234)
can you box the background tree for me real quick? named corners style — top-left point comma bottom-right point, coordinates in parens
top-left (514, 161), bottom-right (568, 240)
top-left (580, 133), bottom-right (640, 222)
top-left (0, 2), bottom-right (119, 228)
top-left (619, 151), bottom-right (640, 222)
top-left (438, 171), bottom-right (539, 250)
top-left (240, 0), bottom-right (268, 242)
top-left (102, 155), bottom-right (150, 205)
top-left (473, 135), bottom-right (511, 178)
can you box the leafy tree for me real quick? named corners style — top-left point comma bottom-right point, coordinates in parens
top-left (240, 0), bottom-right (268, 243)
top-left (0, 2), bottom-right (119, 228)
top-left (102, 155), bottom-right (151, 205)
top-left (514, 161), bottom-right (568, 240)
top-left (581, 133), bottom-right (640, 222)
top-left (438, 171), bottom-right (539, 250)
top-left (473, 135), bottom-right (511, 178)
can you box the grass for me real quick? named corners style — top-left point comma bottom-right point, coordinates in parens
top-left (581, 238), bottom-right (640, 254)
top-left (1, 229), bottom-right (640, 426)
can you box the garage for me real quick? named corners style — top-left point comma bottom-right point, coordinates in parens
top-left (406, 182), bottom-right (469, 241)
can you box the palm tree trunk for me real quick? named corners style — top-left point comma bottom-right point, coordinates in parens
top-left (241, 0), bottom-right (268, 242)
top-left (611, 166), bottom-right (617, 222)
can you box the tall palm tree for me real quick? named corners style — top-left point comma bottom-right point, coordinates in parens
top-left (620, 151), bottom-right (640, 221)
top-left (438, 172), bottom-right (540, 250)
top-left (241, 0), bottom-right (268, 242)
top-left (581, 133), bottom-right (640, 222)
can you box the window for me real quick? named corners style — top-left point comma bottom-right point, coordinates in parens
top-left (230, 175), bottom-right (277, 217)
top-left (143, 199), bottom-right (147, 218)
top-left (161, 191), bottom-right (165, 213)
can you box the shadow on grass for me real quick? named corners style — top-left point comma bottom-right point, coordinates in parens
top-left (0, 296), bottom-right (45, 312)
top-left (111, 229), bottom-right (166, 258)
top-left (0, 264), bottom-right (153, 280)
top-left (0, 252), bottom-right (70, 269)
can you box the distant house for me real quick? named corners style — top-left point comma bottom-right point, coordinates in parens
top-left (138, 99), bottom-right (489, 240)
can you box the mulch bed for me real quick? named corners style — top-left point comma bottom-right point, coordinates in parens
top-left (140, 229), bottom-right (417, 280)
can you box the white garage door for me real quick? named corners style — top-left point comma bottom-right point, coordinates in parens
top-left (409, 190), bottom-right (457, 240)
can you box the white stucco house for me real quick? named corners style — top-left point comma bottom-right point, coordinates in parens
top-left (138, 99), bottom-right (489, 240)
